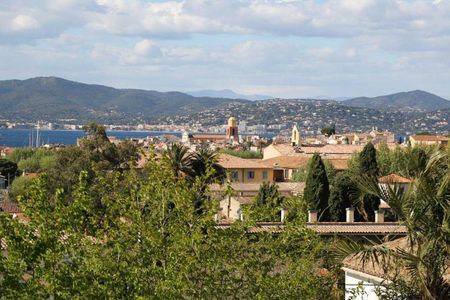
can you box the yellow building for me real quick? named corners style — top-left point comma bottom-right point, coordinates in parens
top-left (218, 154), bottom-right (273, 183)
top-left (409, 135), bottom-right (449, 147)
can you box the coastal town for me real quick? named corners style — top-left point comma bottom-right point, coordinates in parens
top-left (1, 0), bottom-right (450, 298)
top-left (1, 116), bottom-right (449, 298)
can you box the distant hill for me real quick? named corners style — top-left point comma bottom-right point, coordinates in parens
top-left (187, 89), bottom-right (272, 101)
top-left (342, 90), bottom-right (450, 111)
top-left (0, 77), bottom-right (249, 123)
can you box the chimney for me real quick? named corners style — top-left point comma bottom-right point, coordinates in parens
top-left (280, 208), bottom-right (287, 223)
top-left (346, 207), bottom-right (355, 223)
top-left (375, 210), bottom-right (384, 223)
top-left (308, 210), bottom-right (318, 223)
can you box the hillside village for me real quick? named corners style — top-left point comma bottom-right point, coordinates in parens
top-left (1, 116), bottom-right (449, 299)
top-left (155, 99), bottom-right (450, 136)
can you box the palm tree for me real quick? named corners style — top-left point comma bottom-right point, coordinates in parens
top-left (338, 149), bottom-right (450, 299)
top-left (188, 148), bottom-right (225, 184)
top-left (163, 143), bottom-right (192, 179)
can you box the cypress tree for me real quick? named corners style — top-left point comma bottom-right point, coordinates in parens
top-left (304, 154), bottom-right (329, 220)
top-left (328, 172), bottom-right (356, 222)
top-left (359, 142), bottom-right (380, 221)
top-left (359, 142), bottom-right (379, 177)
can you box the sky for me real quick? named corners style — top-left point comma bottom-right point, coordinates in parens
top-left (1, 0), bottom-right (450, 98)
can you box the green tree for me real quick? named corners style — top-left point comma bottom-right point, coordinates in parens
top-left (248, 182), bottom-right (285, 222)
top-left (359, 142), bottom-right (379, 177)
top-left (358, 143), bottom-right (380, 221)
top-left (328, 172), bottom-right (357, 222)
top-left (303, 154), bottom-right (330, 220)
top-left (188, 148), bottom-right (225, 183)
top-left (163, 143), bottom-right (192, 179)
top-left (0, 153), bottom-right (341, 298)
top-left (9, 175), bottom-right (34, 199)
top-left (220, 148), bottom-right (263, 159)
top-left (376, 143), bottom-right (392, 176)
top-left (0, 158), bottom-right (18, 186)
top-left (292, 158), bottom-right (336, 183)
top-left (337, 149), bottom-right (450, 299)
top-left (321, 124), bottom-right (336, 137)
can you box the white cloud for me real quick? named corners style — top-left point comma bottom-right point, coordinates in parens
top-left (2, 1), bottom-right (450, 98)
top-left (12, 15), bottom-right (41, 31)
top-left (134, 39), bottom-right (161, 57)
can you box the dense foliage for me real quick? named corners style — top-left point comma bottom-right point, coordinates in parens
top-left (0, 159), bottom-right (18, 186)
top-left (7, 147), bottom-right (56, 173)
top-left (220, 148), bottom-right (263, 159)
top-left (328, 173), bottom-right (357, 222)
top-left (303, 154), bottom-right (330, 220)
top-left (0, 143), bottom-right (342, 298)
top-left (339, 147), bottom-right (450, 299)
top-left (291, 158), bottom-right (336, 184)
top-left (246, 182), bottom-right (285, 222)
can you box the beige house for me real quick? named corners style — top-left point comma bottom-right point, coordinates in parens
top-left (409, 135), bottom-right (449, 147)
top-left (218, 154), bottom-right (274, 183)
top-left (263, 143), bottom-right (298, 159)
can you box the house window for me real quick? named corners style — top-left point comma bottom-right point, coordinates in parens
top-left (231, 171), bottom-right (239, 181)
top-left (284, 169), bottom-right (289, 179)
top-left (247, 171), bottom-right (255, 179)
top-left (262, 171), bottom-right (268, 180)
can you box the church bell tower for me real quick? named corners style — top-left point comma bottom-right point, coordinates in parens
top-left (226, 117), bottom-right (239, 142)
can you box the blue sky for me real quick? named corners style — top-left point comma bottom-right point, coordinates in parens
top-left (1, 0), bottom-right (450, 99)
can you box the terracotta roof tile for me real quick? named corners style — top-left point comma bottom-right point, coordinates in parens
top-left (328, 159), bottom-right (348, 170)
top-left (210, 182), bottom-right (305, 194)
top-left (410, 135), bottom-right (450, 142)
top-left (306, 222), bottom-right (407, 235)
top-left (378, 174), bottom-right (413, 184)
top-left (191, 134), bottom-right (226, 140)
top-left (263, 155), bottom-right (309, 168)
top-left (218, 154), bottom-right (272, 169)
top-left (343, 237), bottom-right (450, 283)
top-left (0, 201), bottom-right (21, 213)
top-left (301, 145), bottom-right (364, 155)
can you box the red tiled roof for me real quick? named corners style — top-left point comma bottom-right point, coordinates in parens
top-left (263, 155), bottom-right (309, 168)
top-left (410, 135), bottom-right (450, 142)
top-left (328, 159), bottom-right (348, 170)
top-left (0, 201), bottom-right (21, 213)
top-left (191, 134), bottom-right (226, 140)
top-left (218, 154), bottom-right (272, 169)
top-left (378, 174), bottom-right (413, 184)
top-left (343, 237), bottom-right (450, 283)
top-left (301, 145), bottom-right (364, 155)
top-left (306, 222), bottom-right (407, 235)
top-left (210, 182), bottom-right (305, 194)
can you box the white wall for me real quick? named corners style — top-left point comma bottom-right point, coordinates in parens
top-left (344, 268), bottom-right (384, 300)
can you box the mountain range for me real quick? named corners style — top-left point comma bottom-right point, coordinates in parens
top-left (0, 77), bottom-right (449, 124)
top-left (0, 77), bottom-right (248, 123)
top-left (342, 90), bottom-right (450, 111)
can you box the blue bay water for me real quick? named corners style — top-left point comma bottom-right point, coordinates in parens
top-left (0, 129), bottom-right (182, 148)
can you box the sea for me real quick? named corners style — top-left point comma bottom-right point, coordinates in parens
top-left (0, 129), bottom-right (182, 148)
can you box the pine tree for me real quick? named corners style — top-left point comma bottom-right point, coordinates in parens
top-left (304, 154), bottom-right (329, 220)
top-left (359, 142), bottom-right (380, 221)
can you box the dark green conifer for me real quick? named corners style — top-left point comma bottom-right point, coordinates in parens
top-left (359, 142), bottom-right (380, 221)
top-left (328, 172), bottom-right (356, 222)
top-left (304, 154), bottom-right (329, 220)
